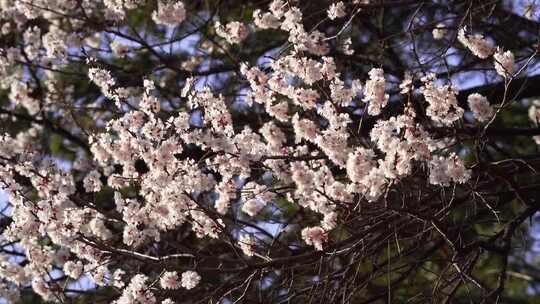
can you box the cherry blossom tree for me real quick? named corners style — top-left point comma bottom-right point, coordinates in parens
top-left (1, 0), bottom-right (540, 303)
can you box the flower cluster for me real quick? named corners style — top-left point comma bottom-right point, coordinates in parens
top-left (429, 153), bottom-right (471, 186)
top-left (181, 271), bottom-right (201, 290)
top-left (215, 21), bottom-right (249, 44)
top-left (0, 0), bottom-right (527, 302)
top-left (160, 271), bottom-right (181, 290)
top-left (432, 23), bottom-right (447, 40)
top-left (494, 48), bottom-right (515, 78)
top-left (420, 74), bottom-right (464, 126)
top-left (301, 226), bottom-right (327, 251)
top-left (152, 1), bottom-right (186, 26)
top-left (327, 2), bottom-right (346, 20)
top-left (458, 27), bottom-right (494, 59)
top-left (363, 68), bottom-right (388, 115)
top-left (529, 100), bottom-right (540, 145)
top-left (468, 93), bottom-right (494, 123)
top-left (458, 28), bottom-right (516, 78)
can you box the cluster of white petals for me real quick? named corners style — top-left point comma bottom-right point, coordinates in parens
top-left (215, 21), bottom-right (249, 44)
top-left (88, 67), bottom-right (117, 101)
top-left (239, 234), bottom-right (256, 256)
top-left (529, 100), bottom-right (540, 145)
top-left (104, 0), bottom-right (144, 20)
top-left (152, 1), bottom-right (186, 26)
top-left (458, 27), bottom-right (495, 59)
top-left (494, 48), bottom-right (515, 78)
top-left (468, 93), bottom-right (494, 123)
top-left (3, 0), bottom-right (525, 301)
top-left (83, 170), bottom-right (102, 192)
top-left (160, 271), bottom-right (181, 290)
top-left (429, 153), bottom-right (471, 186)
top-left (328, 2), bottom-right (347, 20)
top-left (181, 271), bottom-right (201, 290)
top-left (432, 23), bottom-right (447, 40)
top-left (253, 9), bottom-right (281, 29)
top-left (363, 68), bottom-right (388, 115)
top-left (301, 226), bottom-right (327, 251)
top-left (420, 74), bottom-right (464, 125)
top-left (114, 274), bottom-right (156, 304)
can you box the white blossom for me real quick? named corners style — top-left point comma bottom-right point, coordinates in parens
top-left (239, 234), bottom-right (256, 256)
top-left (215, 21), bottom-right (249, 44)
top-left (114, 274), bottom-right (156, 304)
top-left (327, 2), bottom-right (346, 20)
top-left (242, 198), bottom-right (265, 217)
top-left (0, 1), bottom-right (531, 302)
top-left (181, 271), bottom-right (201, 290)
top-left (432, 23), bottom-right (447, 40)
top-left (83, 170), bottom-right (102, 192)
top-left (429, 153), bottom-right (471, 186)
top-left (160, 271), bottom-right (181, 290)
top-left (420, 74), bottom-right (464, 125)
top-left (340, 37), bottom-right (354, 55)
top-left (363, 68), bottom-right (388, 115)
top-left (494, 48), bottom-right (515, 78)
top-left (467, 93), bottom-right (494, 123)
top-left (301, 226), bottom-right (327, 251)
top-left (23, 26), bottom-right (41, 60)
top-left (457, 27), bottom-right (494, 59)
top-left (253, 9), bottom-right (280, 29)
top-left (152, 1), bottom-right (186, 26)
top-left (399, 71), bottom-right (413, 94)
top-left (63, 261), bottom-right (84, 279)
